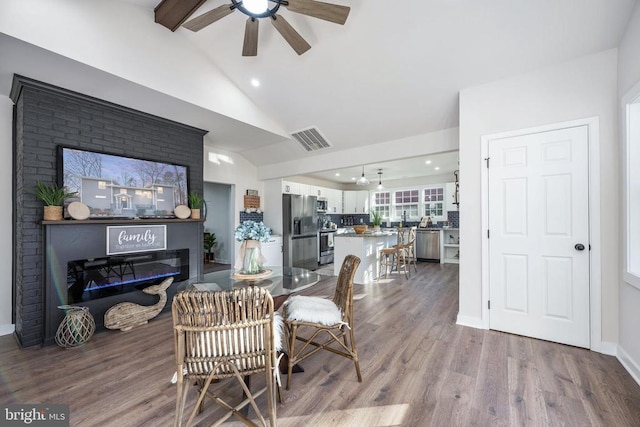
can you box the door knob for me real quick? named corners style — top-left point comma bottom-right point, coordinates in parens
top-left (575, 243), bottom-right (585, 251)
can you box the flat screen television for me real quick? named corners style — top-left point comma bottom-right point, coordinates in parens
top-left (57, 146), bottom-right (189, 219)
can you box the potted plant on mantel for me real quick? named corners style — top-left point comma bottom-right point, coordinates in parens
top-left (34, 181), bottom-right (77, 221)
top-left (188, 192), bottom-right (203, 219)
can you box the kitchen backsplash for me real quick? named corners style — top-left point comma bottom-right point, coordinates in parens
top-left (239, 211), bottom-right (264, 223)
top-left (332, 210), bottom-right (460, 229)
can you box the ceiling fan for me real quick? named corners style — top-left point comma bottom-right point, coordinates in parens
top-left (181, 0), bottom-right (350, 56)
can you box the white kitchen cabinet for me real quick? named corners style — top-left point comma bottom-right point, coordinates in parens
top-left (326, 188), bottom-right (343, 214)
top-left (282, 181), bottom-right (301, 194)
top-left (343, 190), bottom-right (370, 214)
top-left (357, 190), bottom-right (370, 213)
top-left (343, 191), bottom-right (357, 213)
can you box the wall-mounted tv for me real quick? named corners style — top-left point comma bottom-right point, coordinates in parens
top-left (58, 146), bottom-right (189, 219)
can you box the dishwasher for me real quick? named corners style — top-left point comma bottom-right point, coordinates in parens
top-left (416, 229), bottom-right (440, 262)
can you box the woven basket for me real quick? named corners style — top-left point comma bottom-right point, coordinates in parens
top-left (55, 305), bottom-right (96, 348)
top-left (43, 206), bottom-right (63, 221)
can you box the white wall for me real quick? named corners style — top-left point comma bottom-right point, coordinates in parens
top-left (0, 95), bottom-right (13, 335)
top-left (0, 0), bottom-right (286, 138)
top-left (203, 141), bottom-right (265, 267)
top-left (617, 2), bottom-right (640, 381)
top-left (203, 182), bottom-right (232, 264)
top-left (258, 128), bottom-right (459, 180)
top-left (459, 49), bottom-right (619, 345)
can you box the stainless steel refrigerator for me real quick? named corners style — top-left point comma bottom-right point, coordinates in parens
top-left (283, 194), bottom-right (319, 271)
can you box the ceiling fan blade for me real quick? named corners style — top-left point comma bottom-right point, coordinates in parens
top-left (286, 0), bottom-right (350, 25)
top-left (242, 18), bottom-right (259, 56)
top-left (182, 4), bottom-right (235, 31)
top-left (271, 14), bottom-right (311, 55)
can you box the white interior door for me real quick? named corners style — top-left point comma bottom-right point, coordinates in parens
top-left (488, 125), bottom-right (590, 348)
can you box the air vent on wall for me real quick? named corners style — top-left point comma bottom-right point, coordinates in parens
top-left (290, 126), bottom-right (332, 152)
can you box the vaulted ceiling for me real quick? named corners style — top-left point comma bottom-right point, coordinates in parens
top-left (0, 0), bottom-right (637, 182)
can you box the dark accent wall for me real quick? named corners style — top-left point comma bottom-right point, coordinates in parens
top-left (10, 75), bottom-right (207, 347)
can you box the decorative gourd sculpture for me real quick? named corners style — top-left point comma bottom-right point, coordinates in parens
top-left (104, 277), bottom-right (174, 331)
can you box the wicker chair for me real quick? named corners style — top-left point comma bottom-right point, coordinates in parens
top-left (283, 254), bottom-right (362, 390)
top-left (172, 287), bottom-right (280, 427)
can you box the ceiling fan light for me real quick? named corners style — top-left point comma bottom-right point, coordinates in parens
top-left (243, 0), bottom-right (269, 15)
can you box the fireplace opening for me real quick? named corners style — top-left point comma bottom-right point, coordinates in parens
top-left (66, 249), bottom-right (189, 303)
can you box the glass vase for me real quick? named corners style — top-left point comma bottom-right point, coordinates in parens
top-left (242, 240), bottom-right (263, 274)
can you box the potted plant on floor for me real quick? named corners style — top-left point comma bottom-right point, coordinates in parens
top-left (204, 232), bottom-right (217, 263)
top-left (33, 181), bottom-right (77, 221)
top-left (188, 192), bottom-right (203, 219)
top-left (371, 210), bottom-right (382, 231)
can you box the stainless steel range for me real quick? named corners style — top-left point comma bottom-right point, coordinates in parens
top-left (318, 229), bottom-right (336, 265)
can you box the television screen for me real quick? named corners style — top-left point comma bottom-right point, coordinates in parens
top-left (58, 146), bottom-right (189, 219)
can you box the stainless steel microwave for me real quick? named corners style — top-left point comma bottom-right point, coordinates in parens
top-left (317, 198), bottom-right (327, 212)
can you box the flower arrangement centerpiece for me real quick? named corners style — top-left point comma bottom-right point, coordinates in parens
top-left (234, 221), bottom-right (271, 274)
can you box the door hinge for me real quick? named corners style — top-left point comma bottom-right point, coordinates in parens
top-left (488, 300), bottom-right (491, 310)
top-left (485, 157), bottom-right (490, 168)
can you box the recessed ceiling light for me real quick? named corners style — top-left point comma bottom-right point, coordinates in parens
top-left (335, 173), bottom-right (340, 176)
top-left (251, 78), bottom-right (260, 87)
top-left (435, 166), bottom-right (440, 170)
top-left (425, 160), bottom-right (432, 165)
top-left (351, 177), bottom-right (356, 181)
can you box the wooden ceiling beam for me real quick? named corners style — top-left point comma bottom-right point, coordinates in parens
top-left (154, 0), bottom-right (208, 32)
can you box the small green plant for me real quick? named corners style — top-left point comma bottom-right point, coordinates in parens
top-left (188, 192), bottom-right (203, 209)
top-left (33, 182), bottom-right (76, 206)
top-left (371, 210), bottom-right (382, 227)
top-left (204, 232), bottom-right (217, 253)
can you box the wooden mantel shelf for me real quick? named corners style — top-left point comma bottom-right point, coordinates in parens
top-left (41, 218), bottom-right (205, 225)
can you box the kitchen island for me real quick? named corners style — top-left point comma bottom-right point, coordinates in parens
top-left (334, 231), bottom-right (398, 284)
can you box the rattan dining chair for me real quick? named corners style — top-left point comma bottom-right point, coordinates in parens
top-left (172, 287), bottom-right (281, 427)
top-left (282, 254), bottom-right (362, 390)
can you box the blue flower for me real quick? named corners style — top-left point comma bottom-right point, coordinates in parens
top-left (234, 220), bottom-right (271, 242)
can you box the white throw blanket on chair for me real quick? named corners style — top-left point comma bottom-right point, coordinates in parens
top-left (285, 295), bottom-right (343, 326)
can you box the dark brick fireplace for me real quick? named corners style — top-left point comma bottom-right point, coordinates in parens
top-left (10, 75), bottom-right (207, 347)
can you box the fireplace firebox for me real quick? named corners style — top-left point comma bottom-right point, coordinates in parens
top-left (67, 249), bottom-right (189, 304)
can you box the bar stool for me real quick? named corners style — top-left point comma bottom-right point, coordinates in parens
top-left (398, 227), bottom-right (418, 273)
top-left (378, 236), bottom-right (410, 279)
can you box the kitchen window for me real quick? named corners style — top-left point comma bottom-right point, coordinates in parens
top-left (394, 189), bottom-right (419, 219)
top-left (372, 191), bottom-right (390, 218)
top-left (424, 187), bottom-right (444, 217)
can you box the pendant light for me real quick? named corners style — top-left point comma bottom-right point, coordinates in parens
top-left (376, 169), bottom-right (383, 190)
top-left (356, 165), bottom-right (370, 185)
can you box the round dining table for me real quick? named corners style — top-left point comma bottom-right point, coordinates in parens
top-left (178, 265), bottom-right (321, 383)
top-left (179, 265), bottom-right (322, 309)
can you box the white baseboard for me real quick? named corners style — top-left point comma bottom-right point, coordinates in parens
top-left (596, 341), bottom-right (618, 356)
top-left (0, 323), bottom-right (15, 336)
top-left (456, 314), bottom-right (486, 329)
top-left (617, 346), bottom-right (640, 387)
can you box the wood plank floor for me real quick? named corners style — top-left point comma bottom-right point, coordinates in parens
top-left (1, 263), bottom-right (639, 426)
